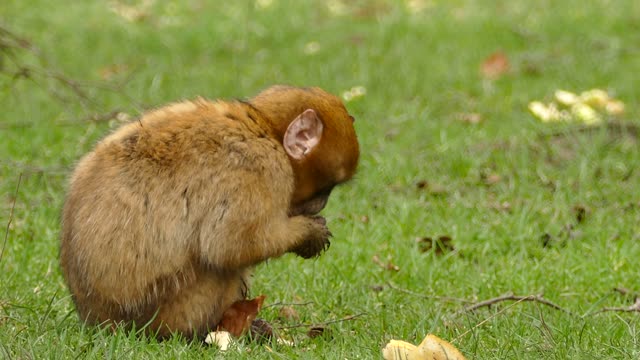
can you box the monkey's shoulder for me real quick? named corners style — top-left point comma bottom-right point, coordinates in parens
top-left (89, 99), bottom-right (287, 177)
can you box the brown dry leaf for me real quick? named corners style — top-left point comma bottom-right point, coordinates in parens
top-left (482, 173), bottom-right (502, 186)
top-left (218, 295), bottom-right (266, 337)
top-left (98, 64), bottom-right (129, 80)
top-left (489, 201), bottom-right (512, 213)
top-left (372, 255), bottom-right (400, 272)
top-left (249, 318), bottom-right (274, 342)
top-left (307, 325), bottom-right (331, 339)
top-left (456, 112), bottom-right (483, 125)
top-left (480, 51), bottom-right (510, 79)
top-left (416, 236), bottom-right (455, 255)
top-left (278, 306), bottom-right (300, 321)
top-left (415, 180), bottom-right (448, 196)
top-left (573, 204), bottom-right (588, 223)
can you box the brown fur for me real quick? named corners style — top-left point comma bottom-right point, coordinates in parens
top-left (60, 86), bottom-right (359, 339)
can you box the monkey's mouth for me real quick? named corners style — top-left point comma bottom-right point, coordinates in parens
top-left (289, 195), bottom-right (329, 217)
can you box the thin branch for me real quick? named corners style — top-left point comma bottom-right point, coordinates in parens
top-left (538, 121), bottom-right (640, 141)
top-left (453, 296), bottom-right (532, 344)
top-left (263, 301), bottom-right (314, 309)
top-left (593, 298), bottom-right (640, 315)
top-left (386, 282), bottom-right (473, 304)
top-left (1, 173), bottom-right (22, 264)
top-left (455, 292), bottom-right (573, 316)
top-left (276, 313), bottom-right (366, 330)
top-left (613, 287), bottom-right (636, 297)
top-left (1, 25), bottom-right (143, 111)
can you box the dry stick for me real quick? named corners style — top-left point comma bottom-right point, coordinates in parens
top-left (452, 296), bottom-right (531, 344)
top-left (386, 281), bottom-right (473, 304)
top-left (454, 292), bottom-right (573, 316)
top-left (594, 298), bottom-right (640, 315)
top-left (613, 287), bottom-right (635, 297)
top-left (1, 26), bottom-right (143, 111)
top-left (276, 313), bottom-right (366, 330)
top-left (0, 173), bottom-right (22, 264)
top-left (264, 301), bottom-right (314, 309)
top-left (540, 121), bottom-right (640, 139)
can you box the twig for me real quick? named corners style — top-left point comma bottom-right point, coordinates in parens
top-left (455, 292), bottom-right (573, 316)
top-left (1, 25), bottom-right (143, 112)
top-left (0, 161), bottom-right (68, 175)
top-left (453, 296), bottom-right (532, 343)
top-left (276, 313), bottom-right (366, 330)
top-left (593, 298), bottom-right (640, 315)
top-left (538, 121), bottom-right (640, 141)
top-left (613, 287), bottom-right (635, 297)
top-left (264, 301), bottom-right (314, 309)
top-left (386, 282), bottom-right (473, 304)
top-left (1, 173), bottom-right (22, 264)
top-left (0, 24), bottom-right (36, 48)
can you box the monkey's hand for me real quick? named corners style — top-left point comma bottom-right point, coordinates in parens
top-left (291, 216), bottom-right (332, 259)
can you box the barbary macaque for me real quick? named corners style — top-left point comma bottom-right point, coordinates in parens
top-left (60, 85), bottom-right (359, 339)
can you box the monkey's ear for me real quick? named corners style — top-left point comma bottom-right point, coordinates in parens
top-left (284, 109), bottom-right (323, 160)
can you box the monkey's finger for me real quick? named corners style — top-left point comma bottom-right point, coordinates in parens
top-left (310, 215), bottom-right (327, 226)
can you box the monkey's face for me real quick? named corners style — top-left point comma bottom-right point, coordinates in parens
top-left (251, 85), bottom-right (360, 217)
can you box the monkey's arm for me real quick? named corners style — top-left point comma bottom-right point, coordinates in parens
top-left (189, 142), bottom-right (330, 270)
top-left (196, 182), bottom-right (330, 270)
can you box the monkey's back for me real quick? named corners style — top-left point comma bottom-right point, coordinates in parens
top-left (60, 99), bottom-right (292, 337)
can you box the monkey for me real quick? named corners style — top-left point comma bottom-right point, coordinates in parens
top-left (59, 85), bottom-right (359, 340)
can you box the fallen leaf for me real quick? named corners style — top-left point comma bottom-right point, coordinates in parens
top-left (385, 128), bottom-right (400, 140)
top-left (416, 236), bottom-right (455, 255)
top-left (488, 201), bottom-right (512, 213)
top-left (307, 325), bottom-right (331, 339)
top-left (573, 204), bottom-right (588, 223)
top-left (482, 173), bottom-right (502, 186)
top-left (98, 63), bottom-right (129, 80)
top-left (480, 51), bottom-right (510, 79)
top-left (456, 112), bottom-right (483, 125)
top-left (278, 306), bottom-right (300, 321)
top-left (372, 255), bottom-right (400, 272)
top-left (249, 318), bottom-right (274, 342)
top-left (218, 295), bottom-right (266, 337)
top-left (415, 180), bottom-right (448, 196)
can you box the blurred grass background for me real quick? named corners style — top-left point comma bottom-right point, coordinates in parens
top-left (1, 0), bottom-right (639, 358)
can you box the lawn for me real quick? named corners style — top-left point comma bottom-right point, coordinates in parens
top-left (1, 0), bottom-right (640, 358)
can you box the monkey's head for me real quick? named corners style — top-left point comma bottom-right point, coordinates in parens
top-left (251, 85), bottom-right (360, 216)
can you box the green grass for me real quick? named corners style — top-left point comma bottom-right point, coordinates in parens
top-left (2, 0), bottom-right (640, 358)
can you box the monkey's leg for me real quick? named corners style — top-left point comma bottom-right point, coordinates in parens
top-left (149, 268), bottom-right (248, 339)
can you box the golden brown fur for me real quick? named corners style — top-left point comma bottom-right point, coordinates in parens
top-left (60, 86), bottom-right (359, 339)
